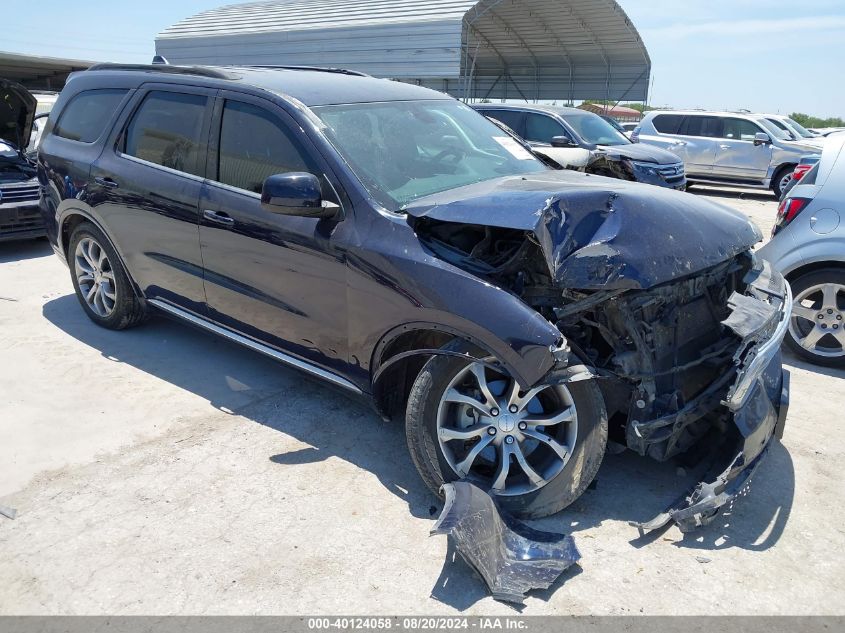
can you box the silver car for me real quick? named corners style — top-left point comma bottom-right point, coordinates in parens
top-left (634, 110), bottom-right (819, 197)
top-left (758, 135), bottom-right (845, 367)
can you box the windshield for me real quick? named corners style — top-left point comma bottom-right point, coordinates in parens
top-left (758, 118), bottom-right (792, 141)
top-left (563, 112), bottom-right (630, 146)
top-left (312, 100), bottom-right (547, 211)
top-left (785, 117), bottom-right (814, 138)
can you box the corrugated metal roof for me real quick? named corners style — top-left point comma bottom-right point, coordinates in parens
top-left (159, 0), bottom-right (479, 37)
top-left (156, 0), bottom-right (650, 102)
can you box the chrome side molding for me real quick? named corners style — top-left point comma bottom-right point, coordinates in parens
top-left (148, 299), bottom-right (362, 394)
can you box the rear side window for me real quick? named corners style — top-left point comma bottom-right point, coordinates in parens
top-left (217, 100), bottom-right (314, 194)
top-left (652, 114), bottom-right (684, 134)
top-left (681, 116), bottom-right (722, 138)
top-left (123, 91), bottom-right (207, 177)
top-left (524, 113), bottom-right (567, 143)
top-left (54, 89), bottom-right (128, 143)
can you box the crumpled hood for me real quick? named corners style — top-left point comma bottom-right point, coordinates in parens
top-left (0, 79), bottom-right (36, 151)
top-left (404, 171), bottom-right (762, 291)
top-left (595, 142), bottom-right (681, 165)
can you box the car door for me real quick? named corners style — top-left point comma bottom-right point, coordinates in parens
top-left (713, 117), bottom-right (773, 181)
top-left (522, 112), bottom-right (589, 168)
top-left (90, 85), bottom-right (215, 312)
top-left (198, 91), bottom-right (349, 374)
top-left (674, 115), bottom-right (721, 177)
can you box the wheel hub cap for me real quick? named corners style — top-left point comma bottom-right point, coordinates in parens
top-left (436, 361), bottom-right (578, 497)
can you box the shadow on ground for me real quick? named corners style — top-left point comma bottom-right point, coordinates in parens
top-left (43, 292), bottom-right (798, 611)
top-left (0, 238), bottom-right (52, 264)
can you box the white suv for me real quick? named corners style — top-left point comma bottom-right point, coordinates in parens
top-left (634, 110), bottom-right (818, 197)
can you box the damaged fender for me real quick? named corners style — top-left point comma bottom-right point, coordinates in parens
top-left (431, 481), bottom-right (580, 604)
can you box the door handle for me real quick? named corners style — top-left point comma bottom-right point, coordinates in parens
top-left (94, 176), bottom-right (119, 189)
top-left (203, 209), bottom-right (235, 229)
top-left (719, 144), bottom-right (731, 150)
top-left (672, 141), bottom-right (687, 147)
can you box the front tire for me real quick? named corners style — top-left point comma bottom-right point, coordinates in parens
top-left (68, 222), bottom-right (147, 330)
top-left (405, 341), bottom-right (607, 518)
top-left (772, 165), bottom-right (795, 198)
top-left (784, 268), bottom-right (845, 367)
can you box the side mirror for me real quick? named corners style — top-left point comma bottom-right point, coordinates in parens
top-left (261, 172), bottom-right (339, 218)
top-left (754, 132), bottom-right (772, 146)
top-left (551, 135), bottom-right (577, 148)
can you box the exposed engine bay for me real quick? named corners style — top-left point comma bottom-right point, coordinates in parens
top-left (414, 217), bottom-right (756, 460)
top-left (0, 141), bottom-right (37, 182)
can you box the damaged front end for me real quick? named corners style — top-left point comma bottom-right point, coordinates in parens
top-left (406, 173), bottom-right (791, 531)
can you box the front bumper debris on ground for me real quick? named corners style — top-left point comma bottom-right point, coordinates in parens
top-left (431, 481), bottom-right (580, 604)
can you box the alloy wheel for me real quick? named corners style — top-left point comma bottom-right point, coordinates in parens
top-left (789, 282), bottom-right (845, 359)
top-left (436, 361), bottom-right (578, 496)
top-left (778, 172), bottom-right (794, 195)
top-left (74, 237), bottom-right (117, 318)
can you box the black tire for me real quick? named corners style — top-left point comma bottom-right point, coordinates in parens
top-left (783, 268), bottom-right (845, 368)
top-left (772, 165), bottom-right (795, 198)
top-left (68, 222), bottom-right (147, 330)
top-left (405, 340), bottom-right (608, 518)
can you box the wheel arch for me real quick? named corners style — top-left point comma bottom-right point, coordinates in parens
top-left (370, 321), bottom-right (560, 423)
top-left (785, 258), bottom-right (845, 283)
top-left (59, 208), bottom-right (145, 301)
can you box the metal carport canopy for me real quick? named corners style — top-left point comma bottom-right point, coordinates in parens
top-left (156, 0), bottom-right (651, 102)
top-left (0, 51), bottom-right (94, 91)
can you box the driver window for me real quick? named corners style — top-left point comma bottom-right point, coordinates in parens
top-left (723, 118), bottom-right (762, 142)
top-left (217, 100), bottom-right (316, 194)
top-left (524, 114), bottom-right (567, 144)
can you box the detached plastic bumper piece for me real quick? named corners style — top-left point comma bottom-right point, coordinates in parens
top-left (431, 481), bottom-right (580, 604)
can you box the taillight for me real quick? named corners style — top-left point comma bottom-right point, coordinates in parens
top-left (792, 164), bottom-right (813, 181)
top-left (772, 197), bottom-right (811, 237)
top-left (631, 128), bottom-right (640, 143)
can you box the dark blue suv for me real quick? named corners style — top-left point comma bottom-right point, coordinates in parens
top-left (38, 64), bottom-right (790, 528)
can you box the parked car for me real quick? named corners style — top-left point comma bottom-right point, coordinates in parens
top-left (633, 110), bottom-right (818, 197)
top-left (810, 128), bottom-right (845, 137)
top-left (39, 64), bottom-right (789, 528)
top-left (0, 78), bottom-right (43, 242)
top-left (779, 154), bottom-right (821, 200)
top-left (473, 104), bottom-right (686, 190)
top-left (759, 136), bottom-right (845, 367)
top-left (762, 114), bottom-right (822, 142)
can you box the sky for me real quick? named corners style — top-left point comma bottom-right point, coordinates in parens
top-left (4, 0), bottom-right (845, 117)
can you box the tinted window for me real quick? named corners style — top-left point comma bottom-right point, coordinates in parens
top-left (482, 110), bottom-right (525, 137)
top-left (217, 101), bottom-right (314, 194)
top-left (681, 116), bottom-right (722, 138)
top-left (723, 118), bottom-right (763, 141)
top-left (524, 113), bottom-right (567, 143)
top-left (123, 91), bottom-right (207, 177)
top-left (54, 89), bottom-right (128, 143)
top-left (652, 114), bottom-right (684, 134)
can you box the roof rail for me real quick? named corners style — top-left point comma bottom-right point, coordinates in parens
top-left (244, 65), bottom-right (370, 77)
top-left (86, 63), bottom-right (237, 80)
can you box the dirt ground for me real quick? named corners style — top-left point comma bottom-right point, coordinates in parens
top-left (1, 187), bottom-right (843, 615)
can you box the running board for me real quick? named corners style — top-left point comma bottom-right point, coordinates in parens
top-left (687, 178), bottom-right (770, 190)
top-left (148, 299), bottom-right (362, 394)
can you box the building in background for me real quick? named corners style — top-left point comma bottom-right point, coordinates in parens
top-left (579, 102), bottom-right (642, 122)
top-left (156, 0), bottom-right (651, 103)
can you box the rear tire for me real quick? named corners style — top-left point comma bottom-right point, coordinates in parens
top-left (405, 340), bottom-right (608, 518)
top-left (784, 268), bottom-right (845, 368)
top-left (68, 222), bottom-right (147, 330)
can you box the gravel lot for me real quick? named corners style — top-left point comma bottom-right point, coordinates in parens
top-left (1, 187), bottom-right (844, 615)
